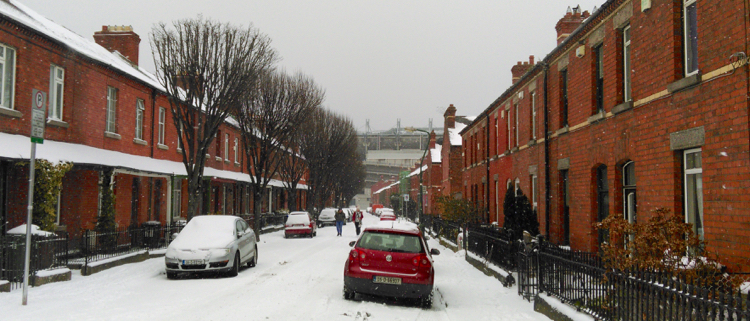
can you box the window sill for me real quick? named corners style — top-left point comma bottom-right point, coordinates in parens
top-left (215, 156), bottom-right (222, 161)
top-left (46, 118), bottom-right (69, 128)
top-left (587, 110), bottom-right (605, 124)
top-left (235, 162), bottom-right (240, 166)
top-left (555, 126), bottom-right (569, 136)
top-left (667, 73), bottom-right (702, 93)
top-left (612, 100), bottom-right (633, 115)
top-left (133, 138), bottom-right (148, 146)
top-left (177, 148), bottom-right (182, 153)
top-left (157, 144), bottom-right (169, 150)
top-left (0, 107), bottom-right (22, 118)
top-left (104, 131), bottom-right (121, 140)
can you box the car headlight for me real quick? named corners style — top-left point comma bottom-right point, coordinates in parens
top-left (165, 247), bottom-right (178, 260)
top-left (210, 248), bottom-right (231, 257)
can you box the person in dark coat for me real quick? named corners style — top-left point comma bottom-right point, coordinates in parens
top-left (335, 208), bottom-right (345, 236)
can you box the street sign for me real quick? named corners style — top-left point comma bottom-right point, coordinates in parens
top-left (30, 89), bottom-right (47, 144)
top-left (403, 194), bottom-right (409, 201)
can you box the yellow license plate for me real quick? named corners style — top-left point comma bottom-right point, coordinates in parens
top-left (373, 276), bottom-right (402, 285)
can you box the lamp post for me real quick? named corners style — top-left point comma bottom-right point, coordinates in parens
top-left (404, 127), bottom-right (429, 233)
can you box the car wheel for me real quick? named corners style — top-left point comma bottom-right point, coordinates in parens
top-left (420, 292), bottom-right (433, 309)
top-left (166, 271), bottom-right (178, 279)
top-left (227, 253), bottom-right (239, 277)
top-left (343, 287), bottom-right (355, 300)
top-left (313, 231), bottom-right (317, 237)
top-left (247, 246), bottom-right (257, 268)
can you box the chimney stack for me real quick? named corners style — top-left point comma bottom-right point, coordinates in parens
top-left (94, 25), bottom-right (141, 65)
top-left (444, 104), bottom-right (457, 129)
top-left (555, 6), bottom-right (589, 45)
top-left (511, 55), bottom-right (536, 84)
top-left (429, 131), bottom-right (436, 149)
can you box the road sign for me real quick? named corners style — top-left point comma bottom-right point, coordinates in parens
top-left (30, 89), bottom-right (47, 144)
top-left (403, 194), bottom-right (409, 201)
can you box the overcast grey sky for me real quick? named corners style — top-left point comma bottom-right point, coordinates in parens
top-left (22, 0), bottom-right (603, 132)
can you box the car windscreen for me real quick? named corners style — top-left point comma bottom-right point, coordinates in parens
top-left (357, 231), bottom-right (423, 253)
top-left (286, 214), bottom-right (310, 225)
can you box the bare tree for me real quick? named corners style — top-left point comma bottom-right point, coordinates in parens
top-left (237, 71), bottom-right (317, 240)
top-left (278, 77), bottom-right (325, 212)
top-left (300, 109), bottom-right (360, 212)
top-left (151, 17), bottom-right (276, 220)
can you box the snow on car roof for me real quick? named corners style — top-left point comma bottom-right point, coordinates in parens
top-left (366, 220), bottom-right (420, 234)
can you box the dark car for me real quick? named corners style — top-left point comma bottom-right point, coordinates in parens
top-left (343, 221), bottom-right (439, 308)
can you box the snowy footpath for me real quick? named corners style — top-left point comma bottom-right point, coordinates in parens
top-left (0, 213), bottom-right (550, 321)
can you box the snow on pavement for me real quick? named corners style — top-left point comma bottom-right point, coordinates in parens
top-left (0, 213), bottom-right (550, 321)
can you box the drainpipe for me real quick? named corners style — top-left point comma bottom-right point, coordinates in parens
top-left (542, 62), bottom-right (551, 238)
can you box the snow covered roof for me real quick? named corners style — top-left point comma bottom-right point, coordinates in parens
top-left (406, 165), bottom-right (428, 178)
top-left (430, 144), bottom-right (442, 163)
top-left (449, 122), bottom-right (467, 146)
top-left (0, 132), bottom-right (306, 189)
top-left (0, 1), bottom-right (164, 91)
top-left (373, 181), bottom-right (399, 195)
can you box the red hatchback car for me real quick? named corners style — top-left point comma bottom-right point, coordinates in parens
top-left (284, 211), bottom-right (317, 238)
top-left (343, 221), bottom-right (439, 308)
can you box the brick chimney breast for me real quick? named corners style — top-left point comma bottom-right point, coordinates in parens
top-left (555, 6), bottom-right (589, 45)
top-left (511, 55), bottom-right (535, 84)
top-left (444, 104), bottom-right (457, 129)
top-left (94, 25), bottom-right (141, 65)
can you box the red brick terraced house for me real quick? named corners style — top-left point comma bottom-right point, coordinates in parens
top-left (0, 1), bottom-right (308, 237)
top-left (460, 0), bottom-right (750, 272)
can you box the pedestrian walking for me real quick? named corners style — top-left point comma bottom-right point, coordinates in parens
top-left (354, 206), bottom-right (364, 235)
top-left (335, 208), bottom-right (345, 236)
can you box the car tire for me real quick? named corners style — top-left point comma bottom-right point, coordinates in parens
top-left (247, 246), bottom-right (257, 268)
top-left (343, 287), bottom-right (355, 300)
top-left (166, 271), bottom-right (178, 280)
top-left (313, 231), bottom-right (317, 237)
top-left (227, 253), bottom-right (239, 277)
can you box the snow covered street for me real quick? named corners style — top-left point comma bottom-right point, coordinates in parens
top-left (0, 213), bottom-right (550, 321)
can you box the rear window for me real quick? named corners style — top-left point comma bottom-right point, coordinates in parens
top-left (320, 209), bottom-right (335, 216)
top-left (358, 231), bottom-right (423, 253)
top-left (286, 214), bottom-right (310, 225)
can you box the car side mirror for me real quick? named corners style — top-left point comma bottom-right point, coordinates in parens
top-left (430, 248), bottom-right (440, 256)
top-left (237, 232), bottom-right (243, 239)
top-left (349, 241), bottom-right (356, 247)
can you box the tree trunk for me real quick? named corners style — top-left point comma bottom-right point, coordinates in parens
top-left (252, 190), bottom-right (263, 241)
top-left (287, 188), bottom-right (298, 211)
top-left (186, 176), bottom-right (202, 221)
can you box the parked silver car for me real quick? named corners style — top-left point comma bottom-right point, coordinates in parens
top-left (165, 215), bottom-right (257, 279)
top-left (317, 208), bottom-right (337, 227)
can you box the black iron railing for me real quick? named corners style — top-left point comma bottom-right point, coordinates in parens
top-left (0, 233), bottom-right (69, 291)
top-left (531, 241), bottom-right (750, 321)
top-left (428, 217), bottom-right (461, 246)
top-left (466, 225), bottom-right (519, 271)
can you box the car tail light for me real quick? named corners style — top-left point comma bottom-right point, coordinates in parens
top-left (349, 249), bottom-right (359, 263)
top-left (413, 254), bottom-right (431, 269)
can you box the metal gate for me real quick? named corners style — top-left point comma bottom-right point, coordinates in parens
top-left (516, 241), bottom-right (538, 301)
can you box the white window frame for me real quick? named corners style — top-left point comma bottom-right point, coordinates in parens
top-left (0, 43), bottom-right (16, 110)
top-left (531, 174), bottom-right (538, 210)
top-left (683, 0), bottom-right (699, 76)
top-left (514, 178), bottom-right (520, 197)
top-left (623, 25), bottom-right (632, 102)
top-left (514, 103), bottom-right (519, 147)
top-left (49, 65), bottom-right (65, 120)
top-left (531, 92), bottom-right (537, 140)
top-left (224, 133), bottom-right (230, 161)
top-left (506, 108), bottom-right (511, 151)
top-left (172, 178), bottom-right (181, 219)
top-left (158, 107), bottom-right (166, 145)
top-left (234, 138), bottom-right (239, 164)
top-left (683, 148), bottom-right (704, 239)
top-left (177, 123), bottom-right (183, 152)
top-left (135, 99), bottom-right (145, 140)
top-left (106, 86), bottom-right (118, 133)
